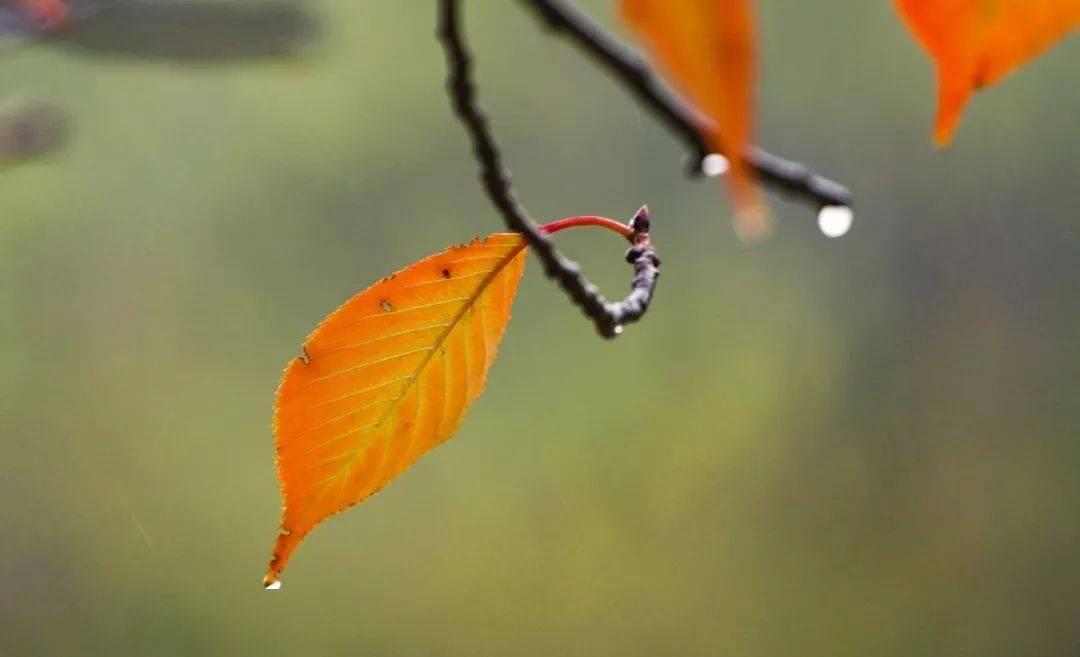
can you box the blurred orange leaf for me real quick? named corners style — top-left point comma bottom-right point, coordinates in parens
top-left (11, 0), bottom-right (69, 30)
top-left (896, 0), bottom-right (1080, 145)
top-left (265, 233), bottom-right (527, 587)
top-left (620, 0), bottom-right (767, 240)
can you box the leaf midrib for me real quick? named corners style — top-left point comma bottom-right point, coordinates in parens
top-left (342, 239), bottom-right (525, 461)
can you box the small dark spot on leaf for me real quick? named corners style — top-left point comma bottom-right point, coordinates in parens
top-left (442, 268), bottom-right (452, 279)
top-left (381, 300), bottom-right (393, 312)
top-left (299, 347), bottom-right (311, 365)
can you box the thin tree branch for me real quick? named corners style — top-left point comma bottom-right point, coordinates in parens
top-left (518, 0), bottom-right (853, 210)
top-left (438, 0), bottom-right (659, 339)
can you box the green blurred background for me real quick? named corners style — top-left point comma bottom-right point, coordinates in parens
top-left (3, 1), bottom-right (1079, 655)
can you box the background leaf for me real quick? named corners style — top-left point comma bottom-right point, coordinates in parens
top-left (896, 0), bottom-right (1080, 145)
top-left (55, 0), bottom-right (317, 61)
top-left (620, 0), bottom-right (767, 240)
top-left (266, 233), bottom-right (527, 587)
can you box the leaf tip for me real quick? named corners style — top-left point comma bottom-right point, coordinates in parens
top-left (263, 574), bottom-right (282, 590)
top-left (931, 63), bottom-right (974, 147)
top-left (932, 121), bottom-right (957, 148)
top-left (932, 96), bottom-right (961, 146)
top-left (733, 204), bottom-right (773, 243)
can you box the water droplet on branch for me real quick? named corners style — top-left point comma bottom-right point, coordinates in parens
top-left (701, 154), bottom-right (730, 177)
top-left (817, 205), bottom-right (853, 238)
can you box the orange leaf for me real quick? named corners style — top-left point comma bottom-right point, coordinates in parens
top-left (896, 0), bottom-right (1080, 146)
top-left (11, 0), bottom-right (69, 30)
top-left (620, 0), bottom-right (768, 240)
top-left (265, 233), bottom-right (527, 587)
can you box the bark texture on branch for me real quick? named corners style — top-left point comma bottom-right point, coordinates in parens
top-left (439, 0), bottom-right (660, 339)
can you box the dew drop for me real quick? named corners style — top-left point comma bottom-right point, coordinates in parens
top-left (817, 205), bottom-right (853, 238)
top-left (613, 325), bottom-right (624, 336)
top-left (701, 154), bottom-right (730, 177)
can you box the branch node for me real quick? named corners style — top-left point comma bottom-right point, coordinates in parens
top-left (439, 0), bottom-right (661, 339)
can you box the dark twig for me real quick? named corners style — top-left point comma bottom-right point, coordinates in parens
top-left (1, 0), bottom-right (316, 60)
top-left (438, 0), bottom-right (659, 339)
top-left (518, 0), bottom-right (853, 210)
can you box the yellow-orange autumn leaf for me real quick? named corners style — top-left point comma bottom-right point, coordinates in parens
top-left (265, 233), bottom-right (527, 587)
top-left (896, 0), bottom-right (1080, 145)
top-left (620, 0), bottom-right (767, 240)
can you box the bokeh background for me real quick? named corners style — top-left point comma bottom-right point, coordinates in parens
top-left (3, 1), bottom-right (1079, 655)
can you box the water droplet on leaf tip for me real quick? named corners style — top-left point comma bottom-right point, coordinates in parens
top-left (613, 325), bottom-right (624, 335)
top-left (265, 580), bottom-right (282, 590)
top-left (701, 154), bottom-right (730, 177)
top-left (817, 205), bottom-right (853, 238)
